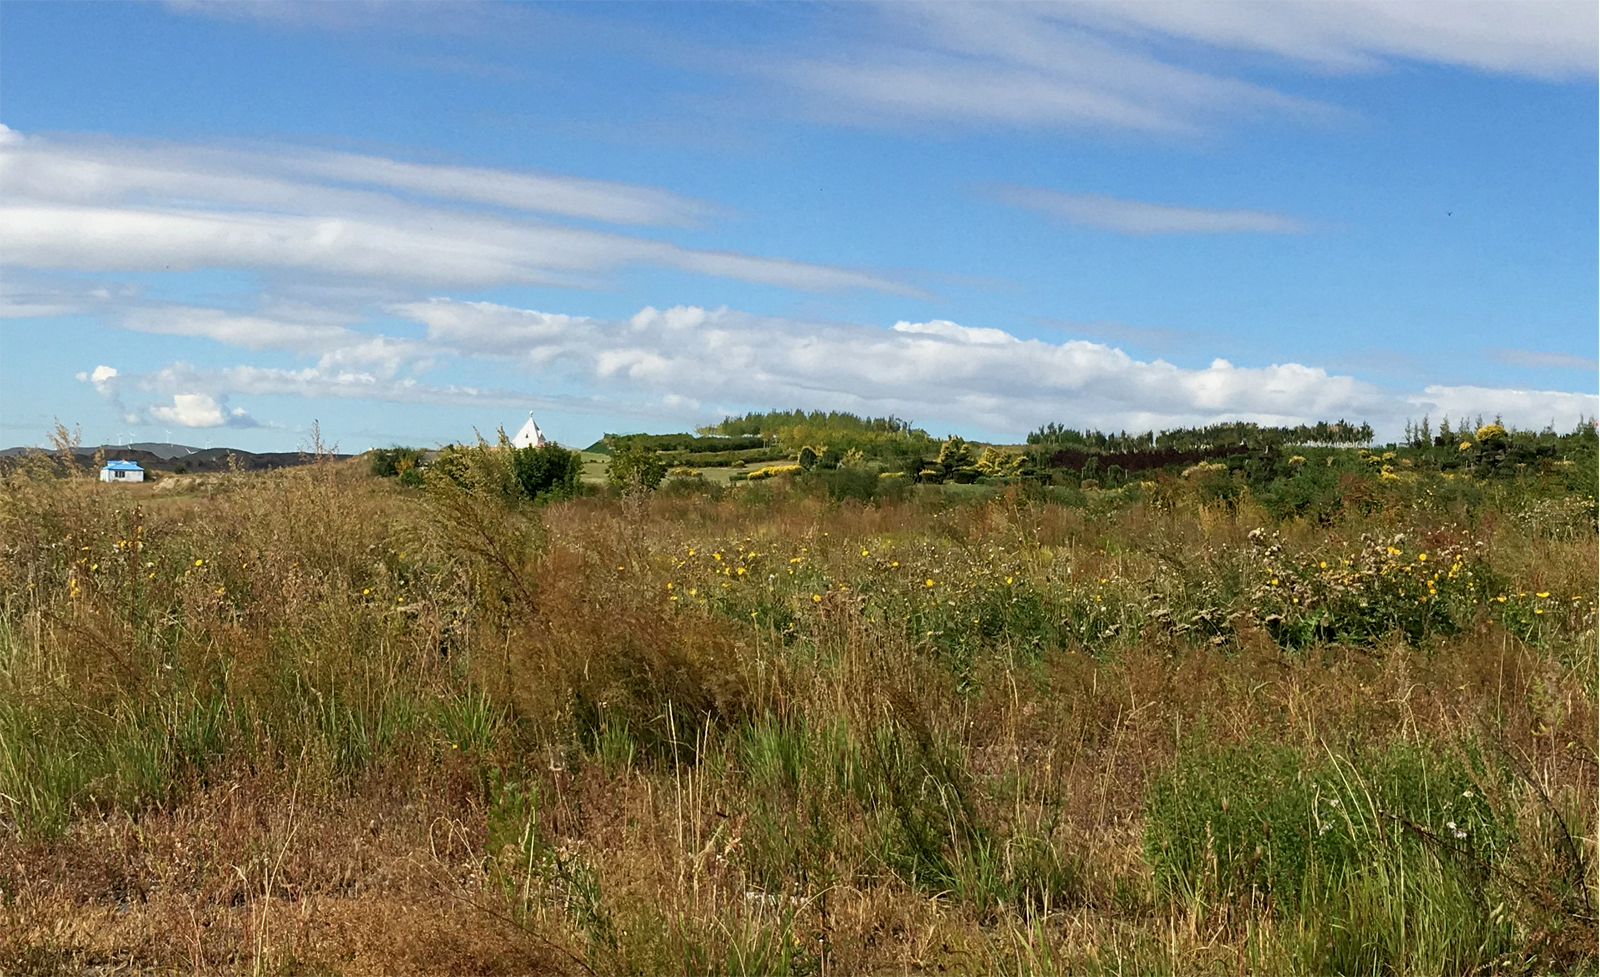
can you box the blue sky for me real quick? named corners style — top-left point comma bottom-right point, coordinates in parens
top-left (2, 1), bottom-right (1595, 451)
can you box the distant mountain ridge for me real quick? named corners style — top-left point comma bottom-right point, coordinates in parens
top-left (0, 443), bottom-right (352, 473)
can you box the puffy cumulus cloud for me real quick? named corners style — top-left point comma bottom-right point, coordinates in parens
top-left (988, 187), bottom-right (1305, 236)
top-left (86, 296), bottom-right (1599, 440)
top-left (394, 299), bottom-right (1407, 433)
top-left (77, 365), bottom-right (256, 428)
top-left (0, 130), bottom-right (914, 295)
top-left (148, 393), bottom-right (256, 429)
top-left (1408, 385), bottom-right (1600, 433)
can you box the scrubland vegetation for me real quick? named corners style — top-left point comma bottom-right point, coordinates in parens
top-left (1, 419), bottom-right (1596, 975)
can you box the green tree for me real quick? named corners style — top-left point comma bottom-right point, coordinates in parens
top-left (606, 440), bottom-right (667, 492)
top-left (513, 443), bottom-right (582, 501)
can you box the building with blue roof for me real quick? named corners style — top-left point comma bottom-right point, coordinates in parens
top-left (100, 459), bottom-right (145, 483)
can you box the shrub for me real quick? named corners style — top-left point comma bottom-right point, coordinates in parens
top-left (512, 443), bottom-right (582, 501)
top-left (369, 445), bottom-right (424, 479)
top-left (605, 440), bottom-right (667, 492)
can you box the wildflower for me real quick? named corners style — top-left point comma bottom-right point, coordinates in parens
top-left (1005, 576), bottom-right (1013, 585)
top-left (194, 558), bottom-right (204, 566)
top-left (90, 564), bottom-right (98, 571)
top-left (713, 552), bottom-right (722, 561)
top-left (860, 549), bottom-right (869, 557)
top-left (1536, 591), bottom-right (1549, 599)
top-left (1418, 553), bottom-right (1427, 562)
top-left (925, 579), bottom-right (935, 587)
top-left (811, 594), bottom-right (821, 602)
top-left (1270, 578), bottom-right (1279, 586)
top-left (363, 589), bottom-right (371, 595)
top-left (891, 561), bottom-right (899, 568)
top-left (736, 567), bottom-right (746, 576)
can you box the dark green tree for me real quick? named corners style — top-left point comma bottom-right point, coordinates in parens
top-left (512, 443), bottom-right (582, 500)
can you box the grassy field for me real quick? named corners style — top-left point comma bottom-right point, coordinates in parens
top-left (1, 457), bottom-right (1595, 975)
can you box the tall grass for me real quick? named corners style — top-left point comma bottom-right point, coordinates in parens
top-left (0, 457), bottom-right (1593, 974)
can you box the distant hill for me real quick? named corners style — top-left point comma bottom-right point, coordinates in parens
top-left (0, 444), bottom-right (352, 473)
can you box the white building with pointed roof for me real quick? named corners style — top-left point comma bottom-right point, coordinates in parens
top-left (511, 412), bottom-right (547, 449)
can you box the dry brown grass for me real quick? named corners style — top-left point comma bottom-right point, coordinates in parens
top-left (0, 460), bottom-right (1594, 975)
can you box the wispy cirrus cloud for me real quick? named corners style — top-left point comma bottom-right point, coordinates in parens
top-left (771, 2), bottom-right (1594, 134)
top-left (991, 186), bottom-right (1305, 236)
top-left (0, 127), bottom-right (915, 295)
top-left (163, 0), bottom-right (494, 34)
top-left (1489, 347), bottom-right (1599, 372)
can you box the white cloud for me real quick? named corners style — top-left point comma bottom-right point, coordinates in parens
top-left (148, 393), bottom-right (256, 429)
top-left (0, 130), bottom-right (713, 226)
top-left (755, 2), bottom-right (1593, 134)
top-left (1488, 348), bottom-right (1599, 372)
top-left (156, 0), bottom-right (512, 30)
top-left (117, 305), bottom-right (435, 376)
top-left (1409, 385), bottom-right (1599, 432)
top-left (1070, 1), bottom-right (1598, 79)
top-left (396, 298), bottom-right (1564, 436)
top-left (82, 296), bottom-right (1600, 439)
top-left (0, 130), bottom-right (914, 295)
top-left (990, 187), bottom-right (1304, 235)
